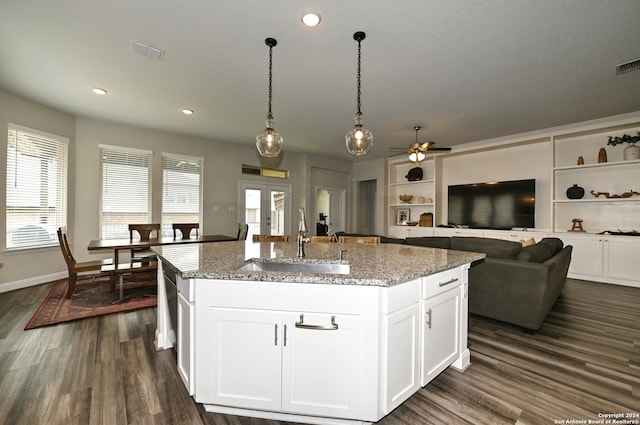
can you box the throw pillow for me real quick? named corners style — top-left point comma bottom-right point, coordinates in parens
top-left (517, 237), bottom-right (564, 263)
top-left (519, 237), bottom-right (536, 247)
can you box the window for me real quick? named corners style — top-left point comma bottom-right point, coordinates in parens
top-left (99, 145), bottom-right (152, 239)
top-left (6, 125), bottom-right (68, 250)
top-left (161, 154), bottom-right (203, 236)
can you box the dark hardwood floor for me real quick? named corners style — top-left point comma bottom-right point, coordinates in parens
top-left (1, 278), bottom-right (638, 425)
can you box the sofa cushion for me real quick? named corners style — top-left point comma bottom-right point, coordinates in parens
top-left (405, 237), bottom-right (451, 249)
top-left (380, 235), bottom-right (406, 244)
top-left (517, 237), bottom-right (564, 263)
top-left (451, 237), bottom-right (522, 259)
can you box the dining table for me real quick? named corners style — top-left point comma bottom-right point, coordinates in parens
top-left (87, 234), bottom-right (237, 267)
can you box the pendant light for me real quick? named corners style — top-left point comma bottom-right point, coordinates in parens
top-left (256, 37), bottom-right (283, 157)
top-left (345, 31), bottom-right (374, 156)
top-left (409, 126), bottom-right (426, 163)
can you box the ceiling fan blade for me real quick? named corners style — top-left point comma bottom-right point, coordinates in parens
top-left (428, 147), bottom-right (452, 152)
top-left (388, 151), bottom-right (408, 158)
top-left (418, 141), bottom-right (434, 150)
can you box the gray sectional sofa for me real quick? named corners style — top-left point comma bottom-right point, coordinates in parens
top-left (335, 232), bottom-right (572, 330)
top-left (405, 236), bottom-right (572, 330)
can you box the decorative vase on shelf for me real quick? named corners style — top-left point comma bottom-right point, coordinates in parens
top-left (566, 184), bottom-right (585, 199)
top-left (405, 167), bottom-right (423, 181)
top-left (607, 132), bottom-right (640, 160)
top-left (623, 143), bottom-right (640, 160)
top-left (598, 147), bottom-right (607, 163)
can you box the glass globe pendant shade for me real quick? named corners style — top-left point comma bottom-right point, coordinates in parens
top-left (409, 151), bottom-right (425, 163)
top-left (345, 112), bottom-right (373, 156)
top-left (256, 118), bottom-right (283, 157)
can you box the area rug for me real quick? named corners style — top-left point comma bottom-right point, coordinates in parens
top-left (25, 276), bottom-right (157, 330)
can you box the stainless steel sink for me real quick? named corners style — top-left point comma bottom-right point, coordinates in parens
top-left (237, 259), bottom-right (350, 274)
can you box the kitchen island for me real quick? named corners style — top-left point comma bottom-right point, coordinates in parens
top-left (153, 240), bottom-right (484, 425)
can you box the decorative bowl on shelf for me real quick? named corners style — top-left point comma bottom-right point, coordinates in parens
top-left (406, 221), bottom-right (418, 226)
top-left (399, 194), bottom-right (413, 203)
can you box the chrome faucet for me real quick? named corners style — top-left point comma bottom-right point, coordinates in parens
top-left (297, 207), bottom-right (309, 258)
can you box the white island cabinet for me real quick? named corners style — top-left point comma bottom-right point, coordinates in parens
top-left (153, 241), bottom-right (481, 425)
top-left (195, 281), bottom-right (365, 419)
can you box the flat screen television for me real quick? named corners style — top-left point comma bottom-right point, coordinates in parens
top-left (447, 179), bottom-right (535, 230)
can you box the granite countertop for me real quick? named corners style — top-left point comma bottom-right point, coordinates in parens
top-left (153, 240), bottom-right (485, 287)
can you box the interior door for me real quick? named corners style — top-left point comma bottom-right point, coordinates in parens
top-left (316, 188), bottom-right (346, 236)
top-left (239, 181), bottom-right (291, 240)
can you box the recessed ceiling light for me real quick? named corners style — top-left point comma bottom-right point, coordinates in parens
top-left (301, 13), bottom-right (321, 27)
top-left (182, 109), bottom-right (194, 115)
top-left (92, 87), bottom-right (107, 95)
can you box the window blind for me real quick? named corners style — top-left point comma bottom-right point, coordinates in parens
top-left (6, 125), bottom-right (68, 249)
top-left (99, 145), bottom-right (152, 239)
top-left (161, 154), bottom-right (203, 236)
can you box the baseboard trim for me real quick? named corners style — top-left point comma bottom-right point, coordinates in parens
top-left (0, 271), bottom-right (67, 293)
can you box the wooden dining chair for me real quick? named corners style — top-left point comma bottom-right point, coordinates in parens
top-left (252, 234), bottom-right (290, 242)
top-left (236, 223), bottom-right (249, 241)
top-left (172, 223), bottom-right (199, 239)
top-left (309, 235), bottom-right (334, 242)
top-left (111, 260), bottom-right (158, 301)
top-left (128, 223), bottom-right (161, 261)
top-left (57, 228), bottom-right (113, 299)
top-left (338, 235), bottom-right (381, 244)
top-left (129, 223), bottom-right (161, 241)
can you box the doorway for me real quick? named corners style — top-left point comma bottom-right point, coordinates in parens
top-left (315, 188), bottom-right (346, 236)
top-left (239, 181), bottom-right (291, 241)
top-left (357, 180), bottom-right (376, 235)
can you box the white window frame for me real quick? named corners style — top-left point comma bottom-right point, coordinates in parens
top-left (99, 144), bottom-right (153, 239)
top-left (5, 124), bottom-right (69, 251)
top-left (161, 152), bottom-right (204, 236)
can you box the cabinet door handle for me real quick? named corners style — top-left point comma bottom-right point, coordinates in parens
top-left (274, 323), bottom-right (278, 346)
top-left (284, 324), bottom-right (288, 347)
top-left (295, 314), bottom-right (339, 330)
top-left (438, 277), bottom-right (459, 287)
top-left (426, 309), bottom-right (432, 329)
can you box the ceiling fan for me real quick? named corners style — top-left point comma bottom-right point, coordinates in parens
top-left (390, 126), bottom-right (451, 162)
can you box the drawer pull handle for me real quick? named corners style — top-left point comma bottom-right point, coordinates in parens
top-left (426, 308), bottom-right (432, 329)
top-left (438, 278), bottom-right (459, 287)
top-left (295, 314), bottom-right (339, 330)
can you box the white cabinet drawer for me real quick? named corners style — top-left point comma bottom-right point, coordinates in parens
top-left (421, 268), bottom-right (462, 299)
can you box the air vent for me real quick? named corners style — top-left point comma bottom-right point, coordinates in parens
top-left (616, 58), bottom-right (640, 75)
top-left (130, 39), bottom-right (165, 61)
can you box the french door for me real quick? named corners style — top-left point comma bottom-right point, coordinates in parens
top-left (239, 181), bottom-right (291, 241)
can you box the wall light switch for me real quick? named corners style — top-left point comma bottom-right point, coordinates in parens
top-left (213, 205), bottom-right (219, 211)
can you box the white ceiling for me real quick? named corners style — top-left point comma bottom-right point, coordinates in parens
top-left (1, 0), bottom-right (639, 161)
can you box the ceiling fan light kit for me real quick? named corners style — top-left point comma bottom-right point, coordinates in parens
top-left (345, 31), bottom-right (374, 156)
top-left (256, 37), bottom-right (284, 158)
top-left (397, 125), bottom-right (451, 163)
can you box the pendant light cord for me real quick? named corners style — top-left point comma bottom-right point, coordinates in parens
top-left (267, 43), bottom-right (273, 120)
top-left (356, 38), bottom-right (362, 115)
